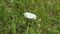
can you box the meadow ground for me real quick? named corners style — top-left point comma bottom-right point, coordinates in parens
top-left (0, 0), bottom-right (60, 34)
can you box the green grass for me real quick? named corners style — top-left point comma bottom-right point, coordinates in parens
top-left (0, 0), bottom-right (60, 34)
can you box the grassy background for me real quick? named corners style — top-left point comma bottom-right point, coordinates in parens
top-left (0, 0), bottom-right (60, 34)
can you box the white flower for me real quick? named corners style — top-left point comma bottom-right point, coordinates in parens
top-left (23, 12), bottom-right (37, 19)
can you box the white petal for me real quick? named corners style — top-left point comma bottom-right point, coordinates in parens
top-left (23, 12), bottom-right (37, 19)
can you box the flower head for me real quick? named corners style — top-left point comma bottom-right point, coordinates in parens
top-left (23, 12), bottom-right (37, 19)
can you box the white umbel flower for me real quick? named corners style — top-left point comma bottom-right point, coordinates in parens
top-left (23, 12), bottom-right (37, 19)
